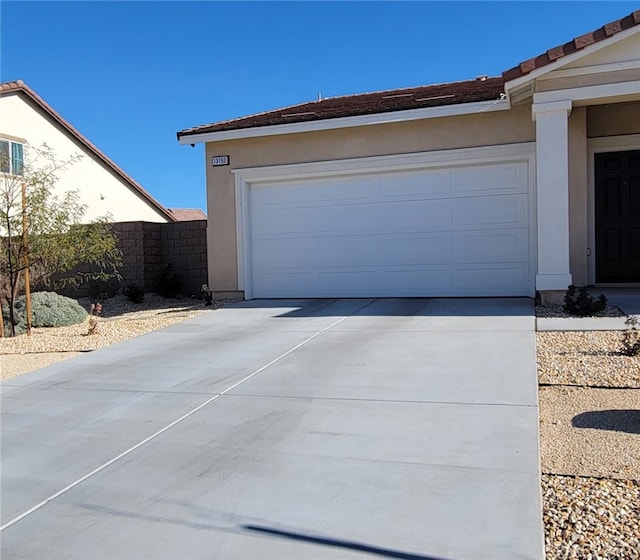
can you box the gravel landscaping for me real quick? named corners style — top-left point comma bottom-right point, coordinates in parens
top-left (539, 386), bottom-right (640, 480)
top-left (542, 474), bottom-right (639, 559)
top-left (538, 331), bottom-right (640, 388)
top-left (536, 304), bottom-right (625, 319)
top-left (0, 294), bottom-right (239, 380)
top-left (538, 329), bottom-right (640, 560)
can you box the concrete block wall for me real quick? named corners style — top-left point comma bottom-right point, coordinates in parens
top-left (160, 220), bottom-right (208, 295)
top-left (66, 219), bottom-right (208, 298)
top-left (113, 222), bottom-right (147, 289)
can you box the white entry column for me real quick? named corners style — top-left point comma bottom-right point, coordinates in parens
top-left (532, 99), bottom-right (572, 292)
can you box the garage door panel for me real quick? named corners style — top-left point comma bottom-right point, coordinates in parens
top-left (248, 159), bottom-right (532, 298)
top-left (379, 268), bottom-right (451, 295)
top-left (452, 195), bottom-right (527, 228)
top-left (380, 170), bottom-right (447, 199)
top-left (453, 267), bottom-right (529, 294)
top-left (314, 177), bottom-right (376, 202)
top-left (310, 268), bottom-right (453, 297)
top-left (381, 199), bottom-right (449, 231)
top-left (380, 235), bottom-right (447, 265)
top-left (252, 207), bottom-right (313, 236)
top-left (451, 231), bottom-right (529, 264)
top-left (251, 182), bottom-right (312, 207)
top-left (316, 270), bottom-right (385, 293)
top-left (254, 236), bottom-right (382, 268)
top-left (252, 238), bottom-right (314, 268)
top-left (253, 271), bottom-right (315, 298)
top-left (314, 237), bottom-right (382, 266)
top-left (451, 164), bottom-right (525, 195)
top-left (254, 266), bottom-right (530, 298)
top-left (314, 204), bottom-right (382, 234)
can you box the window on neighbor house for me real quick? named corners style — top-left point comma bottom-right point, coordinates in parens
top-left (0, 139), bottom-right (24, 176)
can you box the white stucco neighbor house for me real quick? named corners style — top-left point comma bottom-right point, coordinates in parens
top-left (177, 11), bottom-right (640, 303)
top-left (0, 80), bottom-right (176, 224)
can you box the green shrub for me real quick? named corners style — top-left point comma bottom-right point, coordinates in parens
top-left (124, 283), bottom-right (145, 303)
top-left (563, 285), bottom-right (607, 317)
top-left (155, 264), bottom-right (182, 298)
top-left (3, 292), bottom-right (87, 336)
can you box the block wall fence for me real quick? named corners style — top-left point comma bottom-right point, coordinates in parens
top-left (69, 219), bottom-right (208, 298)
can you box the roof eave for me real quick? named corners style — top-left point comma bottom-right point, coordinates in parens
top-left (178, 97), bottom-right (510, 145)
top-left (504, 24), bottom-right (640, 94)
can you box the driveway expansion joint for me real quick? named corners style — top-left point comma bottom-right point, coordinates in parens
top-left (224, 392), bottom-right (539, 408)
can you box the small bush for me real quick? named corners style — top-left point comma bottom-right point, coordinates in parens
top-left (124, 284), bottom-right (145, 304)
top-left (3, 292), bottom-right (87, 336)
top-left (563, 285), bottom-right (607, 317)
top-left (620, 316), bottom-right (640, 357)
top-left (155, 265), bottom-right (182, 298)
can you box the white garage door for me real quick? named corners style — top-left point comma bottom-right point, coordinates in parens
top-left (248, 160), bottom-right (532, 298)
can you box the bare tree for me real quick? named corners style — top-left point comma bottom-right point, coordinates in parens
top-left (0, 144), bottom-right (122, 336)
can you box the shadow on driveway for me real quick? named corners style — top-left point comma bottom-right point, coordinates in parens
top-left (231, 297), bottom-right (533, 318)
top-left (243, 524), bottom-right (452, 560)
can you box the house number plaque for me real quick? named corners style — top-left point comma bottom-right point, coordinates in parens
top-left (211, 155), bottom-right (230, 166)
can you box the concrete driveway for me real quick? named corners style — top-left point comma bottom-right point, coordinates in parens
top-left (1, 298), bottom-right (544, 560)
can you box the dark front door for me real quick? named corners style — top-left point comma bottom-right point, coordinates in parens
top-left (595, 150), bottom-right (640, 283)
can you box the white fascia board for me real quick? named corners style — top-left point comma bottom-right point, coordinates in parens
top-left (504, 25), bottom-right (640, 92)
top-left (178, 99), bottom-right (510, 145)
top-left (533, 80), bottom-right (640, 105)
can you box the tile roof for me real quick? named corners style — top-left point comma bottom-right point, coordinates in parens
top-left (178, 9), bottom-right (640, 140)
top-left (177, 76), bottom-right (506, 138)
top-left (1, 80), bottom-right (177, 222)
top-left (503, 9), bottom-right (640, 82)
top-left (168, 208), bottom-right (207, 221)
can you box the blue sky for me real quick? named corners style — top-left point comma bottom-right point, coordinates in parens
top-left (2, 1), bottom-right (638, 212)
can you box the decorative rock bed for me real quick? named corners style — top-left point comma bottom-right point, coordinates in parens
top-left (537, 329), bottom-right (639, 560)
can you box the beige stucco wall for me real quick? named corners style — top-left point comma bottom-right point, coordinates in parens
top-left (0, 93), bottom-right (168, 223)
top-left (204, 105), bottom-right (535, 292)
top-left (587, 101), bottom-right (640, 137)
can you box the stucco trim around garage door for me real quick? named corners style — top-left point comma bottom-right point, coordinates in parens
top-left (233, 142), bottom-right (537, 299)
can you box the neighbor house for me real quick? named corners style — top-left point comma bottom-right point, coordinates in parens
top-left (1, 80), bottom-right (210, 296)
top-left (177, 11), bottom-right (640, 303)
top-left (0, 80), bottom-right (175, 223)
